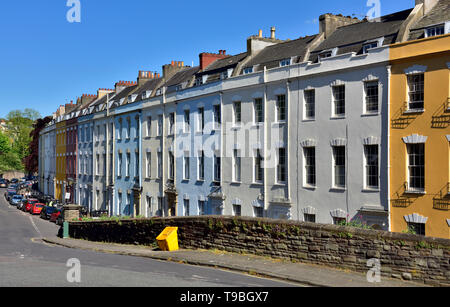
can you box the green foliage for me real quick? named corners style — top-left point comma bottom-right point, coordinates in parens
top-left (337, 219), bottom-right (372, 230)
top-left (0, 109), bottom-right (41, 173)
top-left (402, 226), bottom-right (417, 235)
top-left (338, 232), bottom-right (353, 239)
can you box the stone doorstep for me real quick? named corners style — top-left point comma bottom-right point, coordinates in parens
top-left (41, 237), bottom-right (426, 288)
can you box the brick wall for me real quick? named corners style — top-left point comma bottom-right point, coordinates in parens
top-left (68, 216), bottom-right (450, 286)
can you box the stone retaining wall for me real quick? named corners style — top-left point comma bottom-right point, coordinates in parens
top-left (68, 216), bottom-right (450, 286)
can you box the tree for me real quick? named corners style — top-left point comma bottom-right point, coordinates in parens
top-left (24, 116), bottom-right (52, 174)
top-left (0, 131), bottom-right (22, 173)
top-left (5, 109), bottom-right (41, 166)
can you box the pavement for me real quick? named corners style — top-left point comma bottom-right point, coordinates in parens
top-left (42, 236), bottom-right (426, 287)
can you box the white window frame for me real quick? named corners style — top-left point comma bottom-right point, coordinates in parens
top-left (364, 144), bottom-right (379, 190)
top-left (233, 149), bottom-right (241, 182)
top-left (184, 156), bottom-right (190, 180)
top-left (303, 147), bottom-right (316, 188)
top-left (332, 146), bottom-right (346, 189)
top-left (332, 85), bottom-right (346, 118)
top-left (254, 98), bottom-right (264, 124)
top-left (364, 80), bottom-right (379, 114)
top-left (406, 143), bottom-right (425, 193)
top-left (304, 89), bottom-right (315, 120)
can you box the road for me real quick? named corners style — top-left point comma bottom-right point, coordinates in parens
top-left (0, 189), bottom-right (297, 287)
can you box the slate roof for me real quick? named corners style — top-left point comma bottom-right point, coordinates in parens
top-left (200, 52), bottom-right (248, 74)
top-left (164, 66), bottom-right (201, 94)
top-left (244, 35), bottom-right (318, 71)
top-left (409, 0), bottom-right (450, 41)
top-left (309, 9), bottom-right (412, 62)
top-left (134, 77), bottom-right (164, 102)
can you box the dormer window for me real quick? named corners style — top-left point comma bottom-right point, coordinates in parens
top-left (221, 71), bottom-right (229, 80)
top-left (119, 98), bottom-right (125, 105)
top-left (142, 91), bottom-right (151, 99)
top-left (318, 51), bottom-right (332, 60)
top-left (175, 84), bottom-right (182, 91)
top-left (195, 78), bottom-right (203, 86)
top-left (425, 24), bottom-right (445, 37)
top-left (128, 94), bottom-right (137, 102)
top-left (243, 67), bottom-right (253, 75)
top-left (156, 89), bottom-right (162, 96)
top-left (363, 42), bottom-right (378, 54)
top-left (318, 48), bottom-right (338, 61)
top-left (280, 59), bottom-right (291, 67)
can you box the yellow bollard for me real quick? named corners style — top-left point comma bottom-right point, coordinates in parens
top-left (156, 227), bottom-right (179, 251)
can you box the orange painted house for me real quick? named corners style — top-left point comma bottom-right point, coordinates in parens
top-left (389, 33), bottom-right (450, 239)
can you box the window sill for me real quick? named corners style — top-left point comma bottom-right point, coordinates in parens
top-left (303, 185), bottom-right (316, 190)
top-left (403, 108), bottom-right (425, 114)
top-left (251, 182), bottom-right (264, 186)
top-left (330, 115), bottom-right (346, 120)
top-left (362, 188), bottom-right (380, 193)
top-left (274, 182), bottom-right (287, 187)
top-left (273, 121), bottom-right (286, 126)
top-left (361, 112), bottom-right (380, 117)
top-left (330, 187), bottom-right (346, 192)
top-left (231, 125), bottom-right (241, 131)
top-left (302, 118), bottom-right (315, 122)
top-left (230, 181), bottom-right (242, 185)
top-left (404, 189), bottom-right (426, 195)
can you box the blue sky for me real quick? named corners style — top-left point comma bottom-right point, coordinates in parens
top-left (0, 0), bottom-right (413, 119)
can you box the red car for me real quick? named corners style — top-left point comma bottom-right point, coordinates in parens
top-left (30, 203), bottom-right (45, 215)
top-left (50, 209), bottom-right (62, 223)
top-left (24, 199), bottom-right (39, 212)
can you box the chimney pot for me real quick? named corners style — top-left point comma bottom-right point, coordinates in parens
top-left (258, 29), bottom-right (263, 38)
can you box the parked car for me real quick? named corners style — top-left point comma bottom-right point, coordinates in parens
top-left (40, 204), bottom-right (57, 220)
top-left (0, 179), bottom-right (8, 188)
top-left (50, 209), bottom-right (62, 223)
top-left (30, 203), bottom-right (45, 215)
top-left (56, 209), bottom-right (64, 225)
top-left (17, 199), bottom-right (26, 211)
top-left (5, 188), bottom-right (17, 201)
top-left (24, 199), bottom-right (39, 212)
top-left (10, 195), bottom-right (23, 206)
top-left (10, 179), bottom-right (18, 184)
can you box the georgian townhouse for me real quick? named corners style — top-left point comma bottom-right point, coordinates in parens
top-left (220, 34), bottom-right (321, 220)
top-left (75, 93), bottom-right (104, 211)
top-left (90, 91), bottom-right (117, 215)
top-left (39, 121), bottom-right (56, 197)
top-left (107, 81), bottom-right (140, 216)
top-left (138, 62), bottom-right (190, 217)
top-left (289, 9), bottom-right (414, 229)
top-left (389, 0), bottom-right (450, 239)
top-left (134, 74), bottom-right (165, 217)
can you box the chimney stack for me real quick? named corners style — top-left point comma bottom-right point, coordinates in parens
top-left (162, 61), bottom-right (186, 79)
top-left (319, 13), bottom-right (360, 39)
top-left (199, 51), bottom-right (229, 70)
top-left (270, 26), bottom-right (276, 39)
top-left (415, 0), bottom-right (438, 15)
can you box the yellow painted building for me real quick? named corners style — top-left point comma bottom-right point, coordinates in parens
top-left (55, 120), bottom-right (67, 201)
top-left (389, 34), bottom-right (450, 239)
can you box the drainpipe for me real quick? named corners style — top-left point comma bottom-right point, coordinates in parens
top-left (296, 76), bottom-right (300, 222)
top-left (138, 109), bottom-right (142, 216)
top-left (263, 67), bottom-right (268, 215)
top-left (387, 65), bottom-right (392, 232)
top-left (286, 79), bottom-right (292, 216)
top-left (219, 92), bottom-right (224, 215)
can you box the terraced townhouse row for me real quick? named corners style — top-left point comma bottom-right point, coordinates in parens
top-left (39, 0), bottom-right (450, 238)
